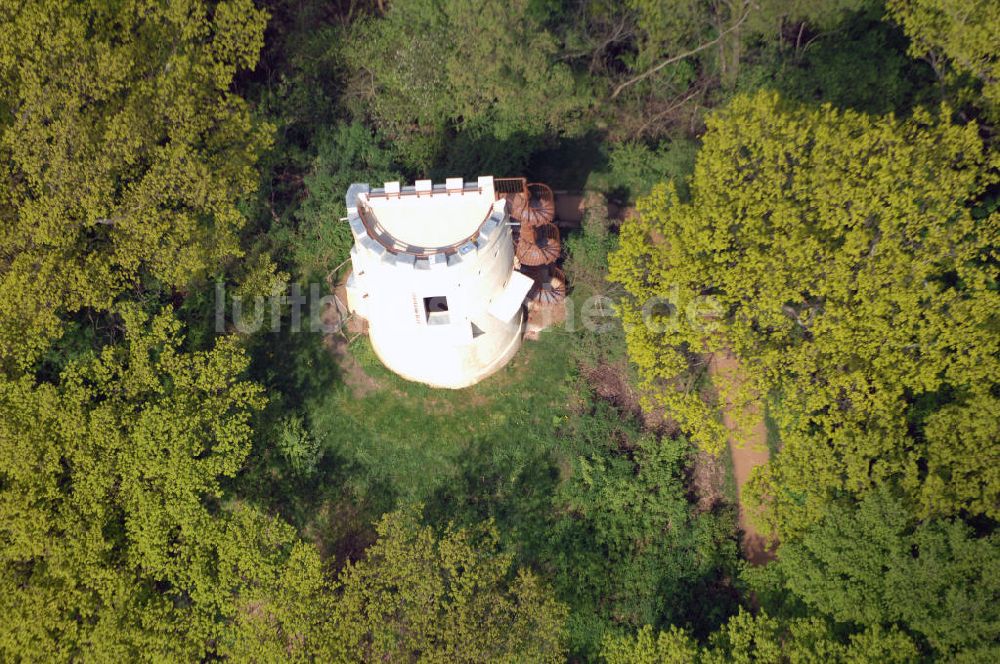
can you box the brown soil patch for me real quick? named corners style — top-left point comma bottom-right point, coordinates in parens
top-left (524, 300), bottom-right (567, 340)
top-left (554, 192), bottom-right (585, 223)
top-left (582, 361), bottom-right (641, 418)
top-left (326, 334), bottom-right (379, 398)
top-left (553, 191), bottom-right (636, 226)
top-left (709, 350), bottom-right (776, 565)
top-left (323, 276), bottom-right (379, 398)
top-left (689, 449), bottom-right (728, 513)
top-left (580, 361), bottom-right (680, 436)
top-left (303, 498), bottom-right (377, 568)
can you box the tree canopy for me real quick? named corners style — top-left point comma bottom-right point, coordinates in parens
top-left (345, 0), bottom-right (586, 173)
top-left (608, 80), bottom-right (997, 661)
top-left (0, 0), bottom-right (269, 369)
top-left (610, 90), bottom-right (999, 534)
top-left (601, 608), bottom-right (921, 663)
top-left (328, 508), bottom-right (568, 663)
top-left (888, 0), bottom-right (1000, 116)
top-left (2, 0), bottom-right (997, 661)
top-left (779, 489), bottom-right (999, 656)
top-left (0, 305), bottom-right (316, 659)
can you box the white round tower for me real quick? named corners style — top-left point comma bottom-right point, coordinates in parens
top-left (344, 176), bottom-right (535, 389)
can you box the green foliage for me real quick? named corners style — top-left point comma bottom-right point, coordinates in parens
top-left (276, 414), bottom-right (322, 477)
top-left (545, 428), bottom-right (739, 655)
top-left (221, 537), bottom-right (329, 661)
top-left (703, 609), bottom-right (923, 664)
top-left (327, 507), bottom-right (569, 662)
top-left (614, 0), bottom-right (715, 88)
top-left (601, 624), bottom-right (699, 664)
top-left (888, 0), bottom-right (1000, 117)
top-left (584, 0), bottom-right (945, 137)
top-left (291, 122), bottom-right (401, 279)
top-left (2, 1), bottom-right (987, 660)
top-left (564, 199), bottom-right (616, 294)
top-left (0, 0), bottom-right (270, 369)
top-left (760, 6), bottom-right (937, 115)
top-left (299, 325), bottom-right (576, 504)
top-left (749, 0), bottom-right (877, 35)
top-left (282, 123), bottom-right (401, 279)
top-left (276, 284), bottom-right (738, 659)
top-left (0, 306), bottom-right (323, 659)
top-left (604, 139), bottom-right (699, 203)
top-left (251, 1), bottom-right (350, 144)
top-left (609, 90), bottom-right (999, 532)
top-left (605, 609), bottom-right (921, 664)
top-left (346, 0), bottom-right (587, 173)
top-left (701, 609), bottom-right (784, 664)
top-left (236, 1), bottom-right (360, 275)
top-left (606, 87), bottom-right (997, 660)
top-left (573, 0), bottom-right (708, 135)
top-left (779, 488), bottom-right (1000, 657)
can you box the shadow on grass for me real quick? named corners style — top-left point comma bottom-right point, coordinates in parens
top-left (228, 323), bottom-right (397, 565)
top-left (422, 434), bottom-right (563, 558)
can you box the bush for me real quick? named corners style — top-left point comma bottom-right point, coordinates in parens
top-left (564, 199), bottom-right (615, 295)
top-left (277, 414), bottom-right (322, 477)
top-left (292, 123), bottom-right (401, 280)
top-left (604, 139), bottom-right (698, 203)
top-left (543, 394), bottom-right (740, 657)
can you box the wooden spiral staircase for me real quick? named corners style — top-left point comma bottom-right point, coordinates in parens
top-left (493, 178), bottom-right (566, 304)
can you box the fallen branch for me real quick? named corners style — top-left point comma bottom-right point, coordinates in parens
top-left (610, 7), bottom-right (751, 100)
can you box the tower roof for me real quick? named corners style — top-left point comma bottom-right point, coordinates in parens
top-left (351, 177), bottom-right (500, 256)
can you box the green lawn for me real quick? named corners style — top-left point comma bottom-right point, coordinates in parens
top-left (305, 321), bottom-right (580, 507)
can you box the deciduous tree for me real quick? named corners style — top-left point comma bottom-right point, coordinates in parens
top-left (888, 0), bottom-right (1000, 116)
top-left (779, 489), bottom-right (1000, 658)
top-left (345, 0), bottom-right (586, 172)
top-left (602, 610), bottom-right (921, 663)
top-left (0, 0), bottom-right (270, 369)
top-left (328, 507), bottom-right (569, 663)
top-left (609, 91), bottom-right (999, 534)
top-left (0, 306), bottom-right (323, 659)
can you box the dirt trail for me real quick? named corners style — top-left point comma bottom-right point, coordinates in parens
top-left (709, 350), bottom-right (776, 565)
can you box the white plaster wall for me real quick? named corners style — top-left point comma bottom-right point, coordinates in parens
top-left (345, 193), bottom-right (524, 389)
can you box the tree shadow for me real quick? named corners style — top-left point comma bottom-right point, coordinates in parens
top-left (429, 128), bottom-right (609, 189)
top-left (771, 7), bottom-right (937, 117)
top-left (422, 435), bottom-right (562, 560)
top-left (245, 318), bottom-right (342, 404)
top-left (526, 130), bottom-right (609, 190)
top-left (225, 315), bottom-right (388, 553)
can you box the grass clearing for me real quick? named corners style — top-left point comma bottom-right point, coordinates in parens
top-left (306, 319), bottom-right (579, 506)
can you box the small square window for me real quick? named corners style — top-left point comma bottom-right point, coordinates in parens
top-left (423, 296), bottom-right (449, 324)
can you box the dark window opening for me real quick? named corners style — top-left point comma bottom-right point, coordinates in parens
top-left (423, 296), bottom-right (450, 324)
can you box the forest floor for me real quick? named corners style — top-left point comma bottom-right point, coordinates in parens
top-left (709, 350), bottom-right (777, 565)
top-left (553, 192), bottom-right (634, 225)
top-left (325, 278), bottom-right (378, 398)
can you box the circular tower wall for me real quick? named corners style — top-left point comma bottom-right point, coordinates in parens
top-left (344, 178), bottom-right (533, 389)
